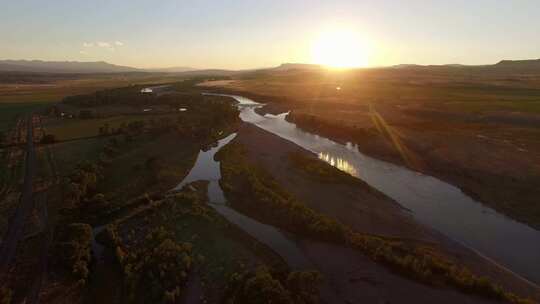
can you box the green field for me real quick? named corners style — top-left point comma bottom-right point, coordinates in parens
top-left (48, 137), bottom-right (109, 175)
top-left (98, 132), bottom-right (200, 203)
top-left (44, 113), bottom-right (181, 141)
top-left (0, 102), bottom-right (48, 132)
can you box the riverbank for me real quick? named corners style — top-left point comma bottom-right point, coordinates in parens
top-left (220, 122), bottom-right (539, 302)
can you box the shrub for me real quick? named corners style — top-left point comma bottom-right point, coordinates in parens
top-left (0, 287), bottom-right (12, 304)
top-left (53, 223), bottom-right (93, 283)
top-left (79, 110), bottom-right (94, 119)
top-left (286, 271), bottom-right (323, 304)
top-left (118, 228), bottom-right (194, 303)
top-left (96, 224), bottom-right (121, 248)
top-left (224, 267), bottom-right (322, 304)
top-left (40, 134), bottom-right (56, 144)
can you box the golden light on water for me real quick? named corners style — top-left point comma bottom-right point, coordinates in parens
top-left (311, 28), bottom-right (370, 69)
top-left (318, 152), bottom-right (358, 176)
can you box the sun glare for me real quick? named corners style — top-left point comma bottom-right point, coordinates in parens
top-left (311, 29), bottom-right (370, 69)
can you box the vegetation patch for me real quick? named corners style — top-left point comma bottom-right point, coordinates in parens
top-left (97, 186), bottom-right (292, 303)
top-left (0, 287), bottom-right (12, 304)
top-left (224, 266), bottom-right (322, 304)
top-left (120, 227), bottom-right (194, 303)
top-left (48, 137), bottom-right (108, 176)
top-left (0, 102), bottom-right (46, 132)
top-left (52, 223), bottom-right (93, 285)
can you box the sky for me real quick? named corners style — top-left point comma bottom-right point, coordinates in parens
top-left (1, 0), bottom-right (539, 69)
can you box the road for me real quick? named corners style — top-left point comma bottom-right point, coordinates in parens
top-left (0, 115), bottom-right (37, 276)
top-left (26, 191), bottom-right (52, 304)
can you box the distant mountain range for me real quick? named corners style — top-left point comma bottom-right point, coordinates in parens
top-left (0, 60), bottom-right (139, 73)
top-left (144, 66), bottom-right (196, 73)
top-left (270, 63), bottom-right (323, 71)
top-left (0, 58), bottom-right (539, 74)
top-left (391, 59), bottom-right (540, 70)
top-left (494, 59), bottom-right (540, 69)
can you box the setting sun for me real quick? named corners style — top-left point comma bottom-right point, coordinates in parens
top-left (311, 29), bottom-right (370, 69)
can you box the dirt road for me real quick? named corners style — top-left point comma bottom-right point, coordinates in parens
top-left (0, 115), bottom-right (37, 275)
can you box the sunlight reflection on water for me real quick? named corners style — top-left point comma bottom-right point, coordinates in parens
top-left (318, 152), bottom-right (358, 176)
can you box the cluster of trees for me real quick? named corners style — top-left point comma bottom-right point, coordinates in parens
top-left (224, 266), bottom-right (322, 304)
top-left (218, 142), bottom-right (534, 304)
top-left (113, 227), bottom-right (194, 303)
top-left (64, 162), bottom-right (102, 207)
top-left (79, 109), bottom-right (95, 119)
top-left (94, 99), bottom-right (238, 143)
top-left (62, 161), bottom-right (113, 222)
top-left (97, 120), bottom-right (146, 138)
top-left (62, 85), bottom-right (242, 160)
top-left (93, 181), bottom-right (324, 303)
top-left (40, 134), bottom-right (56, 144)
top-left (0, 287), bottom-right (11, 304)
top-left (52, 223), bottom-right (93, 284)
top-left (63, 86), bottom-right (152, 108)
top-left (62, 81), bottom-right (215, 109)
top-left (64, 161), bottom-right (102, 206)
top-left (346, 232), bottom-right (535, 303)
top-left (173, 99), bottom-right (239, 142)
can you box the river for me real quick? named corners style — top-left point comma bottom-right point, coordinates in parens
top-left (210, 93), bottom-right (540, 285)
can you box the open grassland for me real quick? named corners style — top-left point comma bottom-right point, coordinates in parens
top-left (0, 72), bottom-right (187, 136)
top-left (203, 66), bottom-right (540, 113)
top-left (0, 72), bottom-right (185, 104)
top-left (98, 133), bottom-right (200, 203)
top-left (43, 113), bottom-right (181, 141)
top-left (47, 137), bottom-right (108, 175)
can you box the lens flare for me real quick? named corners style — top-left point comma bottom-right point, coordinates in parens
top-left (311, 29), bottom-right (370, 68)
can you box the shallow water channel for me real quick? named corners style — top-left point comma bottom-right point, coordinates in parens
top-left (174, 133), bottom-right (311, 269)
top-left (197, 93), bottom-right (540, 285)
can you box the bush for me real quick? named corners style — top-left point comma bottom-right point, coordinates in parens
top-left (63, 161), bottom-right (103, 208)
top-left (96, 224), bottom-right (120, 248)
top-left (79, 110), bottom-right (94, 119)
top-left (0, 287), bottom-right (12, 304)
top-left (286, 271), bottom-right (323, 304)
top-left (119, 228), bottom-right (194, 303)
top-left (53, 223), bottom-right (93, 283)
top-left (224, 267), bottom-right (322, 304)
top-left (40, 134), bottom-right (56, 144)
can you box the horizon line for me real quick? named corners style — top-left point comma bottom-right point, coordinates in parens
top-left (1, 57), bottom-right (539, 72)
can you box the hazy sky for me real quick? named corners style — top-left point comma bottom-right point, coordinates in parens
top-left (1, 0), bottom-right (539, 69)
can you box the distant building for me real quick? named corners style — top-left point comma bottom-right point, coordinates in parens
top-left (141, 88), bottom-right (153, 93)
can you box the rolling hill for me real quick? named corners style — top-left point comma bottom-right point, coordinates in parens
top-left (0, 60), bottom-right (140, 73)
